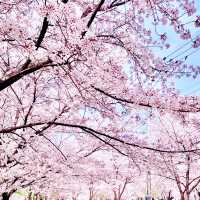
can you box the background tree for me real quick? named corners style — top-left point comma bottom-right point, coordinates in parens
top-left (146, 114), bottom-right (200, 200)
top-left (0, 0), bottom-right (200, 197)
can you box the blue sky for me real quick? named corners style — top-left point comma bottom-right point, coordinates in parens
top-left (144, 0), bottom-right (200, 96)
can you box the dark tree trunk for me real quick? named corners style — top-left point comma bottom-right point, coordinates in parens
top-left (2, 189), bottom-right (16, 200)
top-left (2, 192), bottom-right (10, 200)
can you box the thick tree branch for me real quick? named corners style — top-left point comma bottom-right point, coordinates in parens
top-left (35, 17), bottom-right (49, 50)
top-left (92, 86), bottom-right (200, 113)
top-left (87, 0), bottom-right (105, 28)
top-left (82, 0), bottom-right (105, 38)
top-left (0, 59), bottom-right (52, 92)
top-left (1, 121), bottom-right (200, 154)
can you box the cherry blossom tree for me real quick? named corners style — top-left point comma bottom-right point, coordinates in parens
top-left (0, 0), bottom-right (200, 197)
top-left (0, 134), bottom-right (67, 200)
top-left (145, 114), bottom-right (200, 200)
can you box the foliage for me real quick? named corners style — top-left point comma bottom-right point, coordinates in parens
top-left (0, 0), bottom-right (200, 199)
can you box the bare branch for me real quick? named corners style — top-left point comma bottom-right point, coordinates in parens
top-left (35, 17), bottom-right (49, 50)
top-left (0, 58), bottom-right (52, 92)
top-left (92, 86), bottom-right (200, 113)
top-left (81, 0), bottom-right (105, 38)
top-left (1, 121), bottom-right (200, 154)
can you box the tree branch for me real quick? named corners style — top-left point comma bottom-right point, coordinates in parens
top-left (0, 58), bottom-right (52, 92)
top-left (1, 121), bottom-right (200, 154)
top-left (109, 0), bottom-right (131, 8)
top-left (92, 86), bottom-right (200, 113)
top-left (35, 17), bottom-right (49, 50)
top-left (82, 0), bottom-right (105, 38)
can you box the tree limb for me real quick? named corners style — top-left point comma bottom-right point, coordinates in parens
top-left (0, 58), bottom-right (52, 92)
top-left (35, 17), bottom-right (49, 50)
top-left (1, 121), bottom-right (200, 154)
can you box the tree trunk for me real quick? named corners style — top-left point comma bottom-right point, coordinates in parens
top-left (2, 192), bottom-right (10, 200)
top-left (2, 189), bottom-right (17, 200)
top-left (180, 193), bottom-right (184, 200)
top-left (180, 192), bottom-right (190, 200)
top-left (185, 192), bottom-right (190, 200)
top-left (113, 190), bottom-right (118, 200)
